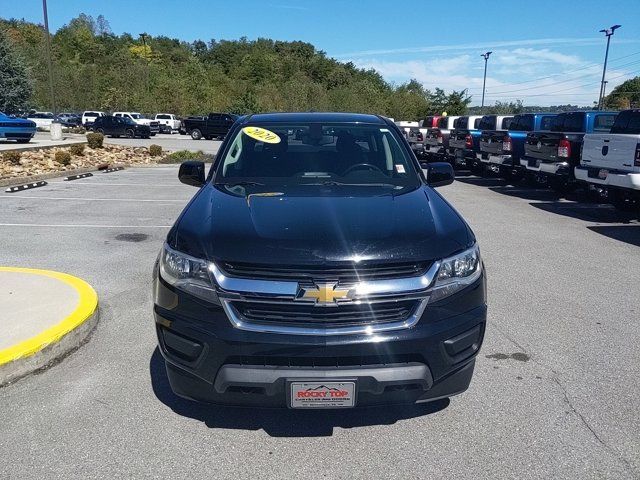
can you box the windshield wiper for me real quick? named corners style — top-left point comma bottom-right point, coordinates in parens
top-left (215, 181), bottom-right (266, 187)
top-left (302, 181), bottom-right (397, 187)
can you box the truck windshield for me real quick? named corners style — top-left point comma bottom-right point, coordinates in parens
top-left (215, 123), bottom-right (420, 188)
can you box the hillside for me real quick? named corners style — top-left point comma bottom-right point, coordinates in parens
top-left (0, 14), bottom-right (471, 119)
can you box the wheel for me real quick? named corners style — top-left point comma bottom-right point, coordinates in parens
top-left (144, 135), bottom-right (151, 139)
top-left (96, 128), bottom-right (104, 135)
top-left (126, 129), bottom-right (135, 138)
top-left (191, 129), bottom-right (202, 140)
top-left (150, 132), bottom-right (156, 137)
top-left (608, 188), bottom-right (637, 211)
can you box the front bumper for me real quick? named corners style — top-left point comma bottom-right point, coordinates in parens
top-left (0, 128), bottom-right (36, 140)
top-left (575, 166), bottom-right (640, 191)
top-left (153, 273), bottom-right (487, 408)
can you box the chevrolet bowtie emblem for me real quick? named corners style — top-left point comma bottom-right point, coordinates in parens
top-left (300, 282), bottom-right (350, 305)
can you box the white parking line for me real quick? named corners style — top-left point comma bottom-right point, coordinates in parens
top-left (0, 223), bottom-right (172, 228)
top-left (0, 195), bottom-right (187, 202)
top-left (49, 182), bottom-right (185, 187)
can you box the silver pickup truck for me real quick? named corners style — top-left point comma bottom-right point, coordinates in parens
top-left (575, 109), bottom-right (640, 210)
top-left (424, 116), bottom-right (460, 161)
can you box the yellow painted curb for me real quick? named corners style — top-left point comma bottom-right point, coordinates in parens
top-left (0, 267), bottom-right (98, 366)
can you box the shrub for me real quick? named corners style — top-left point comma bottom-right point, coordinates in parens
top-left (69, 144), bottom-right (85, 156)
top-left (2, 150), bottom-right (22, 165)
top-left (86, 132), bottom-right (104, 149)
top-left (54, 150), bottom-right (72, 166)
top-left (159, 149), bottom-right (214, 164)
top-left (63, 126), bottom-right (86, 134)
top-left (149, 144), bottom-right (163, 157)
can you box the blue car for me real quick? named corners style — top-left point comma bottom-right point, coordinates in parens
top-left (0, 112), bottom-right (37, 143)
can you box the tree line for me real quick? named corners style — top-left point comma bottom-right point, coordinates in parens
top-left (2, 14), bottom-right (635, 119)
top-left (0, 14), bottom-right (472, 119)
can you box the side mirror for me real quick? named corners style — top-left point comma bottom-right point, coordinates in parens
top-left (179, 161), bottom-right (205, 187)
top-left (423, 162), bottom-right (454, 188)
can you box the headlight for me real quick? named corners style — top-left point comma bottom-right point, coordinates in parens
top-left (159, 243), bottom-right (219, 303)
top-left (430, 244), bottom-right (482, 302)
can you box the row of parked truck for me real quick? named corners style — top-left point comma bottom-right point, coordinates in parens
top-left (399, 109), bottom-right (640, 211)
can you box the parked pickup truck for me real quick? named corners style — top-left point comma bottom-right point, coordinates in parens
top-left (479, 113), bottom-right (556, 181)
top-left (447, 116), bottom-right (483, 168)
top-left (520, 110), bottom-right (618, 191)
top-left (395, 121), bottom-right (424, 158)
top-left (0, 112), bottom-right (36, 143)
top-left (113, 112), bottom-right (159, 136)
top-left (469, 115), bottom-right (514, 173)
top-left (424, 116), bottom-right (460, 161)
top-left (182, 113), bottom-right (238, 140)
top-left (575, 109), bottom-right (640, 210)
top-left (154, 113), bottom-right (181, 133)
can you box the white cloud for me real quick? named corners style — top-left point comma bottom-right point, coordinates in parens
top-left (347, 49), bottom-right (636, 106)
top-left (333, 37), bottom-right (631, 58)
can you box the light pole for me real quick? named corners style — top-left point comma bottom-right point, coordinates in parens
top-left (598, 25), bottom-right (621, 110)
top-left (139, 33), bottom-right (150, 95)
top-left (480, 51), bottom-right (492, 111)
top-left (42, 0), bottom-right (56, 115)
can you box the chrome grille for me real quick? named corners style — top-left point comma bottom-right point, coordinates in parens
top-left (230, 300), bottom-right (418, 329)
top-left (219, 261), bottom-right (431, 283)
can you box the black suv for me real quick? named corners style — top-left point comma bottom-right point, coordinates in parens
top-left (153, 112), bottom-right (486, 409)
top-left (91, 115), bottom-right (151, 138)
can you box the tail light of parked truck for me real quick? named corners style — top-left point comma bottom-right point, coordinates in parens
top-left (503, 135), bottom-right (512, 152)
top-left (465, 134), bottom-right (473, 149)
top-left (558, 138), bottom-right (571, 158)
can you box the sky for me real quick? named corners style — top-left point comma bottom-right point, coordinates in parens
top-left (2, 0), bottom-right (639, 106)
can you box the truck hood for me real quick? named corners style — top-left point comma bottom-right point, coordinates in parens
top-left (172, 184), bottom-right (472, 266)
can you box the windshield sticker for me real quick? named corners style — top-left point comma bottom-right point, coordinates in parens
top-left (242, 126), bottom-right (281, 144)
top-left (395, 164), bottom-right (406, 174)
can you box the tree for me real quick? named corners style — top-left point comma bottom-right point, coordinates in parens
top-left (0, 28), bottom-right (32, 112)
top-left (603, 76), bottom-right (640, 109)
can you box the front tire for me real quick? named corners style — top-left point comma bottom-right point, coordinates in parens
top-left (191, 129), bottom-right (202, 140)
top-left (126, 129), bottom-right (135, 139)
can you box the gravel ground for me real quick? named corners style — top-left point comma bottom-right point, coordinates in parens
top-left (0, 166), bottom-right (638, 479)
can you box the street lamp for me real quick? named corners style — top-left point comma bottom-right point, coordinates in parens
top-left (598, 24), bottom-right (621, 110)
top-left (42, 0), bottom-right (56, 115)
top-left (139, 33), bottom-right (150, 94)
top-left (480, 51), bottom-right (492, 111)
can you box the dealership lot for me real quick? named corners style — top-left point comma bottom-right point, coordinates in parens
top-left (0, 167), bottom-right (638, 479)
top-left (0, 132), bottom-right (223, 154)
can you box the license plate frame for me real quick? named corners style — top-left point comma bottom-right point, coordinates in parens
top-left (288, 381), bottom-right (356, 409)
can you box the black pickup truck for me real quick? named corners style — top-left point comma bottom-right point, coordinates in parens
top-left (520, 111), bottom-right (617, 191)
top-left (182, 113), bottom-right (239, 140)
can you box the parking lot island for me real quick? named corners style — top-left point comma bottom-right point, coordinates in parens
top-left (0, 267), bottom-right (99, 385)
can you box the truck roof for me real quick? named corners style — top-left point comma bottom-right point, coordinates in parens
top-left (242, 112), bottom-right (386, 124)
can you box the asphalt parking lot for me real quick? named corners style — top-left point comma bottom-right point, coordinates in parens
top-left (0, 167), bottom-right (638, 479)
